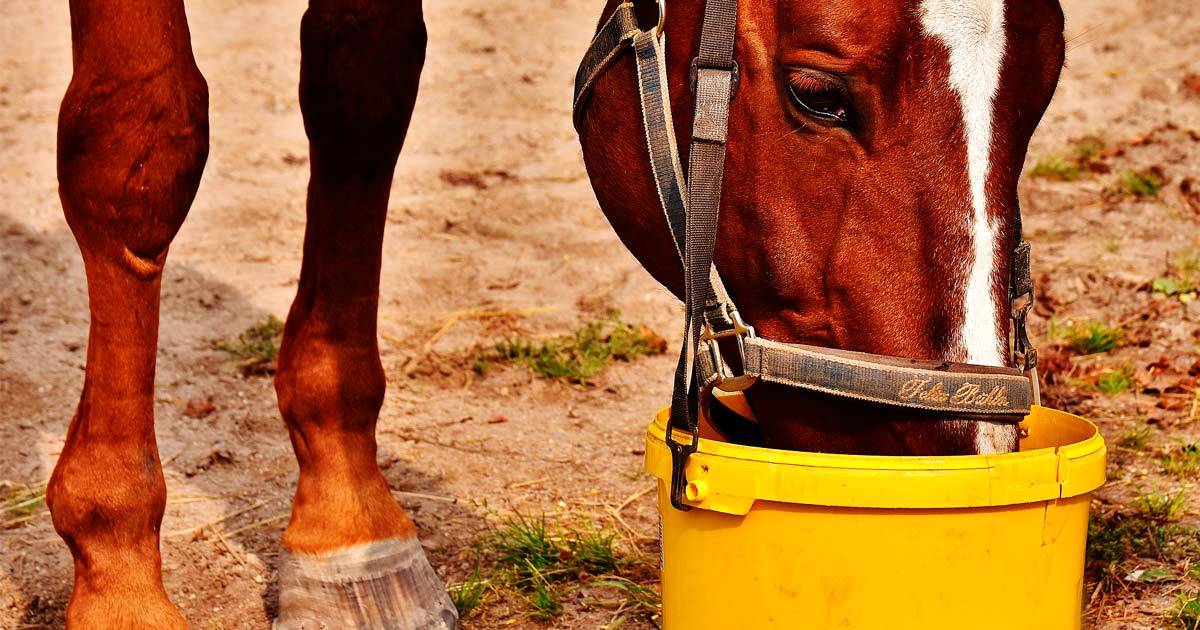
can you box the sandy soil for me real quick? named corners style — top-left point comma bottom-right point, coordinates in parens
top-left (1, 0), bottom-right (1198, 628)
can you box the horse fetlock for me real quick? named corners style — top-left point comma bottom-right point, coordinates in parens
top-left (283, 462), bottom-right (414, 554)
top-left (48, 439), bottom-right (178, 627)
top-left (47, 442), bottom-right (167, 556)
top-left (66, 582), bottom-right (184, 630)
top-left (276, 537), bottom-right (457, 630)
top-left (276, 338), bottom-right (387, 432)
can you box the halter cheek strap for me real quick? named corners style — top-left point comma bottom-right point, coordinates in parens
top-left (573, 2), bottom-right (1040, 511)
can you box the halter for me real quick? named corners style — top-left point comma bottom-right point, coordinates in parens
top-left (573, 1), bottom-right (1040, 511)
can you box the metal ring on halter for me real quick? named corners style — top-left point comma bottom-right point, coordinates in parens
top-left (655, 0), bottom-right (666, 38)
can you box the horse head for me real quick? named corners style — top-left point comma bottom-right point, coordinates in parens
top-left (578, 0), bottom-right (1066, 455)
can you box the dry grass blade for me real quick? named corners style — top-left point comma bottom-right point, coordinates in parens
top-left (398, 305), bottom-right (558, 375)
top-left (164, 498), bottom-right (272, 538)
top-left (223, 512), bottom-right (289, 537)
top-left (1, 483), bottom-right (47, 529)
top-left (167, 494), bottom-right (228, 506)
top-left (615, 485), bottom-right (654, 514)
top-left (392, 490), bottom-right (458, 503)
top-left (507, 477), bottom-right (550, 490)
top-left (212, 525), bottom-right (248, 566)
top-left (605, 504), bottom-right (655, 543)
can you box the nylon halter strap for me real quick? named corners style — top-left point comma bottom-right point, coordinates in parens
top-left (573, 2), bottom-right (1040, 511)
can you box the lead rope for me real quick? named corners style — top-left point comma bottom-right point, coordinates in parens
top-left (664, 0), bottom-right (740, 510)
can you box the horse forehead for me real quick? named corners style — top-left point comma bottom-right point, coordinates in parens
top-left (772, 0), bottom-right (910, 57)
top-left (918, 0), bottom-right (1007, 53)
top-left (771, 1), bottom-right (1010, 71)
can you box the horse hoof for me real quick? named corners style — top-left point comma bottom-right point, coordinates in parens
top-left (274, 537), bottom-right (458, 629)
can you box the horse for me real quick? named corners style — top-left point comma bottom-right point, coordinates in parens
top-left (45, 0), bottom-right (1064, 627)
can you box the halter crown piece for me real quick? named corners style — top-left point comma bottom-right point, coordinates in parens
top-left (573, 1), bottom-right (1040, 510)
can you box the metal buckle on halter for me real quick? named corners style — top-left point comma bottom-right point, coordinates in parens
top-left (1009, 240), bottom-right (1037, 372)
top-left (653, 0), bottom-right (666, 38)
top-left (1010, 288), bottom-right (1042, 407)
top-left (1011, 289), bottom-right (1037, 372)
top-left (701, 304), bottom-right (758, 392)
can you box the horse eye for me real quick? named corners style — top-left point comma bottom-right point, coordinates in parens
top-left (786, 71), bottom-right (850, 125)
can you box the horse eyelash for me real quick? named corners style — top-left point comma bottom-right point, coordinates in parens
top-left (785, 72), bottom-right (847, 98)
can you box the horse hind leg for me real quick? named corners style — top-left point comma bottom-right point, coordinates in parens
top-left (47, 0), bottom-right (208, 627)
top-left (272, 1), bottom-right (455, 627)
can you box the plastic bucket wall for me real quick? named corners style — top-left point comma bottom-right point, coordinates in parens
top-left (645, 405), bottom-right (1106, 629)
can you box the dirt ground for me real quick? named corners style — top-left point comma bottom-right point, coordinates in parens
top-left (1, 0), bottom-right (1198, 628)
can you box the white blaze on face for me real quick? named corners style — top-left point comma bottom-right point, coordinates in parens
top-left (919, 0), bottom-right (1007, 368)
top-left (921, 0), bottom-right (1013, 454)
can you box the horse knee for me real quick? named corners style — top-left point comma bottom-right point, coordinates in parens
top-left (299, 0), bottom-right (426, 163)
top-left (57, 59), bottom-right (209, 269)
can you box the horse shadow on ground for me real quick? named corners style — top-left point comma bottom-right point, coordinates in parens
top-left (0, 212), bottom-right (482, 628)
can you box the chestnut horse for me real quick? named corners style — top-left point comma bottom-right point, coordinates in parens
top-left (46, 0), bottom-right (1064, 627)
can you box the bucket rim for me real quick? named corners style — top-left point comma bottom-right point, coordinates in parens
top-left (645, 404), bottom-right (1107, 514)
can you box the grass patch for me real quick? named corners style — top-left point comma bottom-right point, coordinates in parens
top-left (1088, 509), bottom-right (1200, 572)
top-left (1071, 135), bottom-right (1106, 163)
top-left (468, 512), bottom-right (657, 622)
top-left (595, 577), bottom-right (661, 628)
top-left (1088, 491), bottom-right (1197, 587)
top-left (475, 313), bottom-right (666, 384)
top-left (491, 513), bottom-right (622, 583)
top-left (1153, 248), bottom-right (1200, 302)
top-left (1171, 593), bottom-right (1200, 630)
top-left (1050, 319), bottom-right (1122, 355)
top-left (1118, 425), bottom-right (1154, 450)
top-left (567, 528), bottom-right (620, 575)
top-left (492, 513), bottom-right (562, 582)
top-left (525, 575), bottom-right (562, 621)
top-left (1029, 155), bottom-right (1082, 181)
top-left (1028, 136), bottom-right (1106, 182)
top-left (1160, 443), bottom-right (1200, 477)
top-left (1095, 365), bottom-right (1135, 394)
top-left (448, 569), bottom-right (489, 619)
top-left (1133, 489), bottom-right (1189, 522)
top-left (211, 315), bottom-right (284, 376)
top-left (1111, 168), bottom-right (1165, 199)
top-left (1088, 513), bottom-right (1135, 566)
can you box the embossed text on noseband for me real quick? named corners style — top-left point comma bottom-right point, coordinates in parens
top-left (899, 378), bottom-right (1009, 408)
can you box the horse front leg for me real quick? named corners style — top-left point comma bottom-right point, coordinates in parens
top-left (272, 1), bottom-right (456, 627)
top-left (47, 0), bottom-right (209, 627)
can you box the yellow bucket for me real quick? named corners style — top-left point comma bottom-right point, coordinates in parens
top-left (645, 401), bottom-right (1106, 629)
